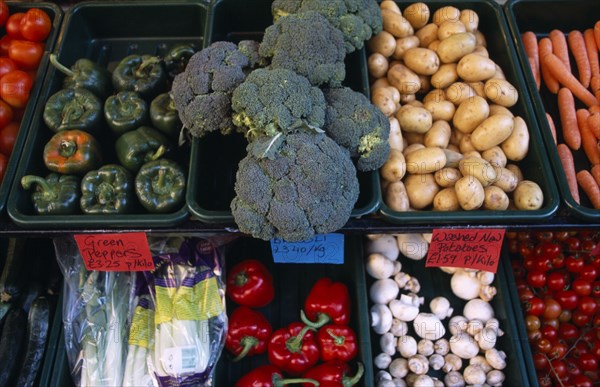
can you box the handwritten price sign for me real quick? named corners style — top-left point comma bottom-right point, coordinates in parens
top-left (270, 234), bottom-right (344, 264)
top-left (426, 228), bottom-right (505, 273)
top-left (74, 232), bottom-right (155, 272)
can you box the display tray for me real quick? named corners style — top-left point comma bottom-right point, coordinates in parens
top-left (504, 0), bottom-right (600, 221)
top-left (6, 1), bottom-right (210, 228)
top-left (185, 0), bottom-right (382, 224)
top-left (0, 2), bottom-right (63, 214)
top-left (377, 0), bottom-right (560, 225)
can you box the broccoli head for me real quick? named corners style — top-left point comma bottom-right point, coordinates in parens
top-left (231, 131), bottom-right (359, 242)
top-left (170, 40), bottom-right (261, 138)
top-left (323, 86), bottom-right (390, 171)
top-left (231, 68), bottom-right (326, 140)
top-left (259, 11), bottom-right (346, 87)
top-left (271, 0), bottom-right (382, 53)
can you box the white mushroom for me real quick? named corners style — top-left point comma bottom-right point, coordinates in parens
top-left (370, 279), bottom-right (400, 304)
top-left (430, 296), bottom-right (453, 319)
top-left (476, 326), bottom-right (498, 351)
top-left (375, 353), bottom-right (393, 369)
top-left (396, 233), bottom-right (429, 260)
top-left (408, 354), bottom-right (429, 375)
top-left (477, 271), bottom-right (495, 285)
top-left (479, 285), bottom-right (498, 302)
top-left (417, 339), bottom-right (434, 356)
top-left (466, 319), bottom-right (485, 336)
top-left (449, 315), bottom-right (469, 336)
top-left (390, 319), bottom-right (409, 337)
top-left (484, 318), bottom-right (504, 336)
top-left (389, 358), bottom-right (409, 379)
top-left (463, 299), bottom-right (495, 324)
top-left (485, 348), bottom-right (507, 370)
top-left (413, 374), bottom-right (434, 387)
top-left (389, 294), bottom-right (420, 322)
top-left (464, 364), bottom-right (487, 385)
top-left (376, 370), bottom-right (393, 383)
top-left (397, 335), bottom-right (418, 358)
top-left (440, 266), bottom-right (459, 274)
top-left (393, 272), bottom-right (420, 293)
top-left (470, 356), bottom-right (493, 373)
top-left (486, 370), bottom-right (506, 386)
top-left (371, 304), bottom-right (393, 334)
top-left (429, 353), bottom-right (445, 371)
top-left (450, 270), bottom-right (481, 300)
top-left (366, 253), bottom-right (396, 279)
top-left (450, 333), bottom-right (479, 359)
top-left (392, 261), bottom-right (403, 276)
top-left (406, 277), bottom-right (421, 293)
top-left (422, 233), bottom-right (432, 243)
top-left (443, 353), bottom-right (463, 373)
top-left (434, 338), bottom-right (450, 355)
top-left (381, 332), bottom-right (397, 355)
top-left (366, 234), bottom-right (384, 240)
top-left (432, 377), bottom-right (444, 387)
top-left (445, 371), bottom-right (466, 387)
top-left (405, 373), bottom-right (419, 386)
top-left (414, 313), bottom-right (446, 340)
top-left (366, 234), bottom-right (400, 261)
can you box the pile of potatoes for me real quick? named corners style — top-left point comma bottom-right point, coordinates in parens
top-left (369, 1), bottom-right (544, 213)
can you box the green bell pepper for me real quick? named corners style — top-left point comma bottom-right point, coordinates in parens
top-left (21, 173), bottom-right (81, 215)
top-left (115, 126), bottom-right (170, 172)
top-left (135, 159), bottom-right (186, 213)
top-left (150, 93), bottom-right (181, 138)
top-left (112, 54), bottom-right (167, 100)
top-left (164, 43), bottom-right (197, 78)
top-left (50, 54), bottom-right (112, 99)
top-left (43, 129), bottom-right (102, 175)
top-left (80, 164), bottom-right (134, 214)
top-left (104, 91), bottom-right (149, 135)
top-left (43, 88), bottom-right (103, 133)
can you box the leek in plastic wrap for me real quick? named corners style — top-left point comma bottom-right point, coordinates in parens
top-left (123, 294), bottom-right (156, 387)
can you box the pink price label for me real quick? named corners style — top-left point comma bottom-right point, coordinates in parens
top-left (74, 232), bottom-right (154, 272)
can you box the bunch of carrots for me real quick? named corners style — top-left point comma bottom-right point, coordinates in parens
top-left (521, 22), bottom-right (600, 209)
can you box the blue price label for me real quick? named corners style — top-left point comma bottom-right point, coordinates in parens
top-left (270, 234), bottom-right (344, 264)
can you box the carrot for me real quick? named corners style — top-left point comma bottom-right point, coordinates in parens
top-left (588, 111), bottom-right (600, 139)
top-left (592, 164), bottom-right (600, 187)
top-left (595, 21), bottom-right (600, 52)
top-left (568, 30), bottom-right (591, 88)
top-left (578, 109), bottom-right (600, 165)
top-left (549, 29), bottom-right (571, 73)
top-left (546, 112), bottom-right (557, 144)
top-left (576, 170), bottom-right (600, 209)
top-left (539, 37), bottom-right (560, 94)
top-left (522, 31), bottom-right (541, 90)
top-left (590, 105), bottom-right (600, 115)
top-left (557, 143), bottom-right (580, 203)
top-left (543, 53), bottom-right (600, 108)
top-left (591, 75), bottom-right (600, 102)
top-left (583, 29), bottom-right (599, 76)
top-left (558, 87), bottom-right (581, 150)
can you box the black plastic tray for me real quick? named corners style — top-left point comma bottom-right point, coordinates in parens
top-left (0, 2), bottom-right (63, 214)
top-left (185, 0), bottom-right (382, 224)
top-left (504, 0), bottom-right (600, 221)
top-left (7, 0), bottom-right (210, 228)
top-left (377, 0), bottom-right (560, 225)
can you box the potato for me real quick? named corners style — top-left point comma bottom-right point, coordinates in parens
top-left (387, 63), bottom-right (421, 95)
top-left (471, 114), bottom-right (514, 151)
top-left (436, 32), bottom-right (477, 63)
top-left (434, 187), bottom-right (461, 211)
top-left (382, 9), bottom-right (414, 38)
top-left (484, 78), bottom-right (519, 107)
top-left (393, 36), bottom-right (421, 60)
top-left (416, 23), bottom-right (439, 48)
top-left (432, 6), bottom-right (461, 25)
top-left (406, 146), bottom-right (447, 174)
top-left (405, 173), bottom-right (439, 209)
top-left (424, 120), bottom-right (452, 148)
top-left (460, 9), bottom-right (479, 33)
top-left (431, 63), bottom-right (458, 89)
top-left (401, 94), bottom-right (418, 104)
top-left (385, 181), bottom-right (410, 212)
top-left (458, 134), bottom-right (477, 154)
top-left (403, 143), bottom-right (426, 156)
top-left (459, 156), bottom-right (498, 187)
top-left (457, 53), bottom-right (496, 82)
top-left (506, 163), bottom-right (524, 182)
top-left (403, 2), bottom-right (430, 29)
top-left (483, 186), bottom-right (509, 210)
top-left (368, 53), bottom-right (389, 78)
top-left (493, 166), bottom-right (519, 192)
top-left (488, 104), bottom-right (514, 117)
top-left (371, 77), bottom-right (391, 90)
top-left (380, 149), bottom-right (406, 182)
top-left (463, 150), bottom-right (482, 159)
top-left (404, 48), bottom-right (440, 75)
top-left (481, 146), bottom-right (507, 168)
top-left (371, 87), bottom-right (398, 116)
top-left (442, 148), bottom-right (464, 168)
top-left (452, 95), bottom-right (490, 134)
top-left (424, 100), bottom-right (455, 122)
top-left (513, 180), bottom-right (544, 210)
top-left (437, 20), bottom-right (466, 40)
top-left (469, 81), bottom-right (486, 98)
top-left (435, 167), bottom-right (462, 187)
top-left (447, 143), bottom-right (461, 153)
top-left (368, 30), bottom-right (397, 57)
top-left (396, 105), bottom-right (433, 133)
top-left (492, 64), bottom-right (506, 80)
top-left (474, 30), bottom-right (487, 47)
top-left (502, 116), bottom-right (530, 161)
top-left (380, 0), bottom-right (401, 13)
top-left (389, 117), bottom-right (404, 151)
top-left (423, 89), bottom-right (447, 104)
top-left (445, 82), bottom-right (477, 105)
top-left (418, 74), bottom-right (432, 93)
top-left (404, 132), bottom-right (425, 146)
top-left (428, 40), bottom-right (441, 52)
top-left (455, 176), bottom-right (485, 210)
top-left (472, 45), bottom-right (489, 57)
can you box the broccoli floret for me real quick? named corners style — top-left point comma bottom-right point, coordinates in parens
top-left (170, 40), bottom-right (261, 138)
top-left (259, 11), bottom-right (346, 87)
top-left (322, 86), bottom-right (390, 171)
top-left (231, 68), bottom-right (326, 139)
top-left (272, 0), bottom-right (382, 53)
top-left (231, 132), bottom-right (359, 242)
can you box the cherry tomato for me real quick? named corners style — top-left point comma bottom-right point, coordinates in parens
top-left (576, 296), bottom-right (598, 315)
top-left (526, 314), bottom-right (542, 332)
top-left (518, 232), bottom-right (532, 241)
top-left (525, 297), bottom-right (545, 316)
top-left (508, 238), bottom-right (519, 253)
top-left (566, 358), bottom-right (583, 378)
top-left (572, 278), bottom-right (592, 296)
top-left (8, 40), bottom-right (44, 70)
top-left (547, 271), bottom-right (569, 291)
top-left (543, 298), bottom-right (562, 320)
top-left (592, 281), bottom-right (600, 298)
top-left (536, 337), bottom-right (553, 353)
top-left (579, 266), bottom-right (598, 282)
top-left (5, 13), bottom-right (24, 39)
top-left (0, 35), bottom-right (10, 57)
top-left (582, 239), bottom-right (597, 253)
top-left (572, 310), bottom-right (592, 327)
top-left (543, 318), bottom-right (559, 330)
top-left (550, 359), bottom-right (568, 379)
top-left (0, 1), bottom-right (9, 28)
top-left (528, 329), bottom-right (542, 341)
top-left (538, 376), bottom-right (553, 387)
top-left (564, 236), bottom-right (582, 252)
top-left (520, 241), bottom-right (535, 258)
top-left (536, 241), bottom-right (562, 260)
top-left (0, 100), bottom-right (13, 130)
top-left (549, 340), bottom-right (569, 359)
top-left (0, 70), bottom-right (33, 108)
top-left (578, 353), bottom-right (598, 371)
top-left (0, 121), bottom-right (19, 156)
top-left (528, 270), bottom-right (547, 288)
top-left (572, 375), bottom-right (593, 387)
top-left (519, 288), bottom-right (535, 303)
top-left (555, 289), bottom-right (579, 310)
top-left (535, 231), bottom-right (555, 242)
top-left (524, 256), bottom-right (537, 271)
top-left (552, 254), bottom-right (566, 269)
top-left (554, 231), bottom-right (571, 241)
top-left (541, 325), bottom-right (558, 341)
top-left (533, 351), bottom-right (550, 370)
top-left (19, 8), bottom-right (52, 42)
top-left (0, 152), bottom-right (6, 182)
top-left (533, 256), bottom-right (553, 272)
top-left (0, 58), bottom-right (17, 80)
top-left (558, 309), bottom-right (572, 322)
top-left (566, 256), bottom-right (586, 273)
top-left (590, 340), bottom-right (600, 359)
top-left (572, 341), bottom-right (590, 359)
top-left (559, 322), bottom-right (579, 341)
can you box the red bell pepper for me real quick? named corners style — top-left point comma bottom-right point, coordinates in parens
top-left (302, 278), bottom-right (351, 328)
top-left (268, 322), bottom-right (320, 376)
top-left (226, 259), bottom-right (274, 308)
top-left (225, 306), bottom-right (272, 361)
top-left (235, 364), bottom-right (318, 387)
top-left (317, 324), bottom-right (358, 362)
top-left (302, 361), bottom-right (364, 387)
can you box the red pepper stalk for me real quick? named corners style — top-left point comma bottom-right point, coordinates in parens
top-left (317, 324), bottom-right (358, 362)
top-left (268, 322), bottom-right (320, 376)
top-left (301, 278), bottom-right (351, 328)
top-left (302, 361), bottom-right (364, 387)
top-left (235, 364), bottom-right (319, 387)
top-left (225, 306), bottom-right (272, 361)
top-left (226, 259), bottom-right (275, 308)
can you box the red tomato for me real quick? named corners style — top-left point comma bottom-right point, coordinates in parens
top-left (550, 341), bottom-right (569, 360)
top-left (0, 99), bottom-right (13, 129)
top-left (572, 310), bottom-right (592, 327)
top-left (0, 35), bottom-right (12, 57)
top-left (579, 353), bottom-right (598, 371)
top-left (0, 152), bottom-right (6, 182)
top-left (536, 241), bottom-right (562, 259)
top-left (566, 358), bottom-right (583, 378)
top-left (582, 239), bottom-right (597, 253)
top-left (547, 271), bottom-right (569, 291)
top-left (536, 337), bottom-right (553, 353)
top-left (550, 359), bottom-right (568, 379)
top-left (555, 289), bottom-right (579, 310)
top-left (526, 314), bottom-right (542, 332)
top-left (528, 270), bottom-right (547, 288)
top-left (0, 121), bottom-right (19, 156)
top-left (592, 281), bottom-right (600, 298)
top-left (572, 341), bottom-right (591, 359)
top-left (543, 298), bottom-right (563, 320)
top-left (572, 375), bottom-right (593, 387)
top-left (538, 376), bottom-right (553, 387)
top-left (544, 318), bottom-right (559, 330)
top-left (535, 231), bottom-right (555, 242)
top-left (579, 266), bottom-right (598, 282)
top-left (533, 352), bottom-right (550, 370)
top-left (572, 279), bottom-right (592, 296)
top-left (520, 241), bottom-right (535, 258)
top-left (525, 297), bottom-right (546, 316)
top-left (0, 1), bottom-right (9, 27)
top-left (564, 236), bottom-right (582, 252)
top-left (19, 8), bottom-right (51, 42)
top-left (0, 58), bottom-right (17, 79)
top-left (558, 309), bottom-right (572, 322)
top-left (5, 13), bottom-right (24, 39)
top-left (533, 256), bottom-right (553, 272)
top-left (541, 325), bottom-right (558, 341)
top-left (8, 40), bottom-right (44, 70)
top-left (559, 322), bottom-right (579, 341)
top-left (519, 288), bottom-right (535, 303)
top-left (0, 70), bottom-right (33, 108)
top-left (566, 256), bottom-right (586, 273)
top-left (577, 296), bottom-right (598, 315)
